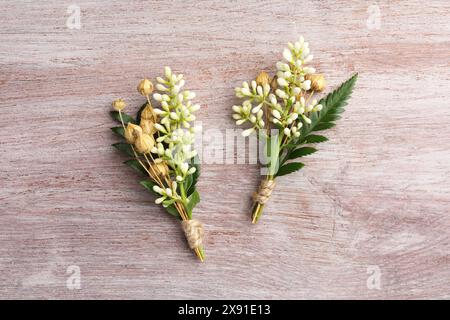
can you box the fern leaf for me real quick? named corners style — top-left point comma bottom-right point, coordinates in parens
top-left (300, 73), bottom-right (358, 140)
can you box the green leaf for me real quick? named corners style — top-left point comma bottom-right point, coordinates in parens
top-left (300, 73), bottom-right (357, 139)
top-left (140, 180), bottom-right (181, 219)
top-left (112, 142), bottom-right (134, 157)
top-left (110, 111), bottom-right (135, 124)
top-left (321, 113), bottom-right (341, 122)
top-left (186, 190), bottom-right (200, 218)
top-left (140, 180), bottom-right (158, 194)
top-left (276, 162), bottom-right (305, 177)
top-left (187, 155), bottom-right (200, 195)
top-left (111, 126), bottom-right (124, 137)
top-left (184, 174), bottom-right (194, 196)
top-left (164, 205), bottom-right (181, 219)
top-left (265, 134), bottom-right (280, 176)
top-left (303, 135), bottom-right (329, 144)
top-left (136, 102), bottom-right (148, 124)
top-left (287, 147), bottom-right (317, 160)
top-left (312, 122), bottom-right (335, 131)
top-left (124, 159), bottom-right (147, 176)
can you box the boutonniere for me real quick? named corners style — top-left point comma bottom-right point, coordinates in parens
top-left (111, 67), bottom-right (205, 261)
top-left (232, 36), bottom-right (357, 223)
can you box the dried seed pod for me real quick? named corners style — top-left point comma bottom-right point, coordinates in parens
top-left (150, 161), bottom-right (169, 178)
top-left (124, 123), bottom-right (142, 144)
top-left (270, 76), bottom-right (278, 91)
top-left (140, 104), bottom-right (158, 122)
top-left (112, 98), bottom-right (126, 111)
top-left (137, 79), bottom-right (154, 96)
top-left (305, 74), bottom-right (326, 92)
top-left (140, 119), bottom-right (156, 135)
top-left (134, 134), bottom-right (155, 154)
top-left (256, 71), bottom-right (270, 87)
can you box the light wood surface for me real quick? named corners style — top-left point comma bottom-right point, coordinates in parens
top-left (0, 0), bottom-right (449, 299)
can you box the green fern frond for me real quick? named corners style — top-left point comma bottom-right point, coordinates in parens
top-left (278, 73), bottom-right (358, 175)
top-left (301, 73), bottom-right (358, 139)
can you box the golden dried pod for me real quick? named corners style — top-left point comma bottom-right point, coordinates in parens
top-left (140, 104), bottom-right (158, 122)
top-left (124, 123), bottom-right (142, 144)
top-left (150, 161), bottom-right (169, 178)
top-left (112, 98), bottom-right (126, 111)
top-left (137, 79), bottom-right (154, 96)
top-left (305, 74), bottom-right (326, 92)
top-left (140, 119), bottom-right (156, 135)
top-left (255, 71), bottom-right (270, 87)
top-left (134, 134), bottom-right (155, 154)
top-left (270, 76), bottom-right (278, 91)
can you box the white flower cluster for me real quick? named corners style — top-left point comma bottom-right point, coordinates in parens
top-left (151, 67), bottom-right (199, 185)
top-left (232, 36), bottom-right (323, 139)
top-left (153, 182), bottom-right (181, 206)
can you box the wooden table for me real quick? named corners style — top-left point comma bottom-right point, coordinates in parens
top-left (1, 0), bottom-right (449, 299)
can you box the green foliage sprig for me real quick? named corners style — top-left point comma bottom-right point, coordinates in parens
top-left (110, 67), bottom-right (205, 261)
top-left (232, 36), bottom-right (357, 223)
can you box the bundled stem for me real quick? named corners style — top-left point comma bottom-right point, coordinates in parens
top-left (112, 68), bottom-right (205, 261)
top-left (118, 109), bottom-right (205, 261)
top-left (232, 36), bottom-right (357, 224)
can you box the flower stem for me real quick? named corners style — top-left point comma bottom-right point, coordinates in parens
top-left (194, 246), bottom-right (206, 262)
top-left (251, 202), bottom-right (265, 224)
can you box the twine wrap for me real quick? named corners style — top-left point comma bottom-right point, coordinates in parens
top-left (253, 179), bottom-right (276, 204)
top-left (181, 219), bottom-right (204, 249)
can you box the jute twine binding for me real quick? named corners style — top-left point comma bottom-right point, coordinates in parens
top-left (181, 219), bottom-right (204, 249)
top-left (252, 180), bottom-right (276, 204)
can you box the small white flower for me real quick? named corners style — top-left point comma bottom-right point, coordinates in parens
top-left (241, 87), bottom-right (251, 96)
top-left (164, 66), bottom-right (172, 78)
top-left (242, 127), bottom-right (255, 137)
top-left (181, 162), bottom-right (189, 174)
top-left (275, 89), bottom-right (288, 99)
top-left (153, 93), bottom-right (162, 101)
top-left (257, 86), bottom-right (263, 96)
top-left (284, 127), bottom-right (291, 136)
top-left (156, 84), bottom-right (167, 91)
top-left (283, 48), bottom-right (293, 62)
top-left (272, 109), bottom-right (281, 119)
top-left (269, 94), bottom-right (277, 105)
top-left (155, 197), bottom-right (165, 204)
top-left (302, 114), bottom-right (312, 124)
top-left (153, 185), bottom-right (163, 193)
top-left (252, 104), bottom-right (262, 113)
top-left (301, 80), bottom-right (311, 91)
top-left (154, 123), bottom-right (166, 133)
top-left (277, 77), bottom-right (288, 87)
top-left (276, 62), bottom-right (290, 72)
top-left (187, 167), bottom-right (196, 175)
top-left (303, 67), bottom-right (315, 74)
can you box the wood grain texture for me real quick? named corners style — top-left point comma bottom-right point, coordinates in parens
top-left (1, 0), bottom-right (449, 299)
